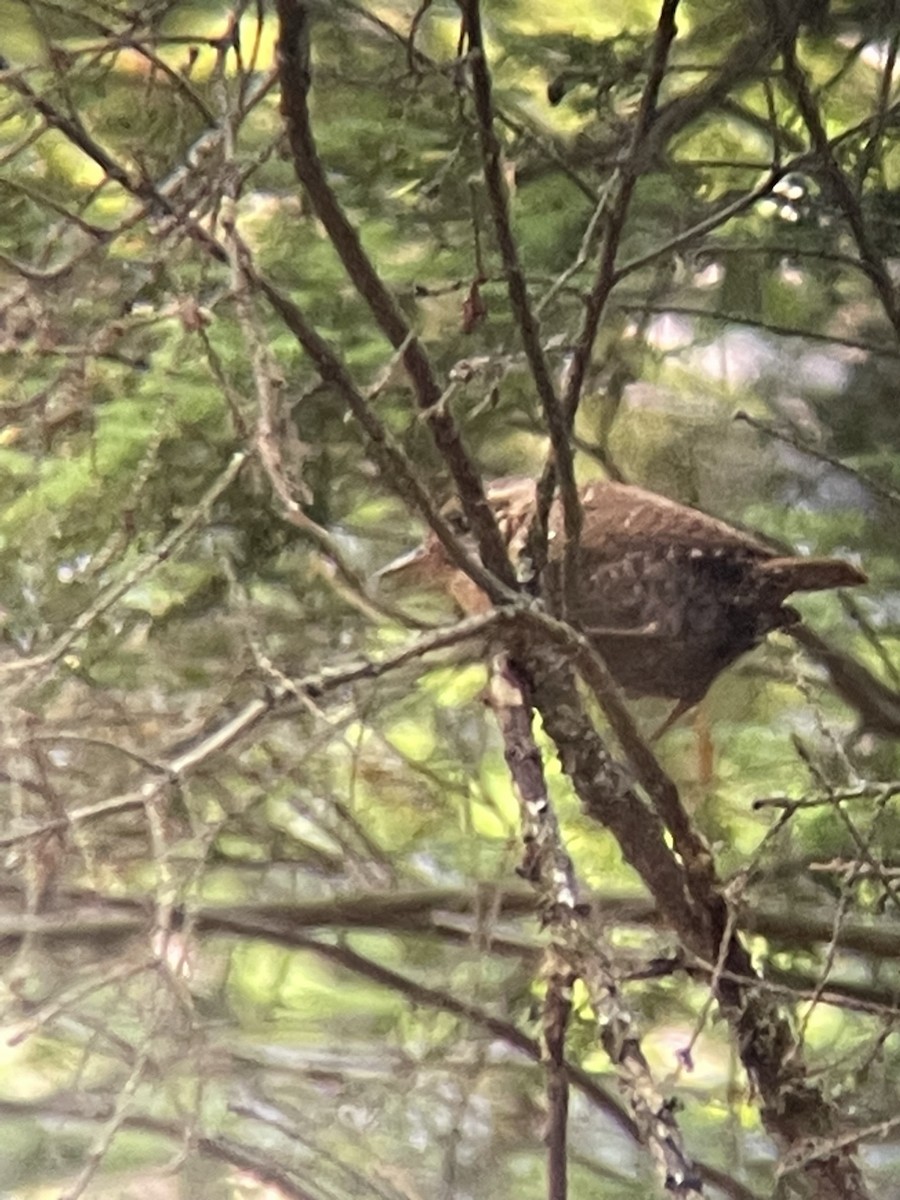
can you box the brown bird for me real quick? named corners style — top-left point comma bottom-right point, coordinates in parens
top-left (382, 477), bottom-right (866, 730)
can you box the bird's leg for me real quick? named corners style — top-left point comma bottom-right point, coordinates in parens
top-left (649, 698), bottom-right (695, 741)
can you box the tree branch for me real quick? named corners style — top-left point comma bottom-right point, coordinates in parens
top-left (275, 0), bottom-right (516, 586)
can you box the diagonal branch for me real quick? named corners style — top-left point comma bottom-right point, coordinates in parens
top-left (487, 656), bottom-right (703, 1198)
top-left (275, 0), bottom-right (515, 587)
top-left (561, 0), bottom-right (680, 429)
top-left (769, 5), bottom-right (900, 342)
top-left (511, 613), bottom-right (870, 1200)
top-left (460, 0), bottom-right (581, 594)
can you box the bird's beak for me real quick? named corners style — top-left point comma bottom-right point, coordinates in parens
top-left (374, 544), bottom-right (428, 582)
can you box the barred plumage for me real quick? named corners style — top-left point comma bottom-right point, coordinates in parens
top-left (382, 477), bottom-right (866, 712)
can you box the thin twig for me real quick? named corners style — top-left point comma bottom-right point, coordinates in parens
top-left (0, 451), bottom-right (250, 684)
top-left (562, 0), bottom-right (681, 427)
top-left (275, 1), bottom-right (515, 586)
top-left (461, 0), bottom-right (581, 604)
top-left (617, 302), bottom-right (900, 358)
top-left (770, 6), bottom-right (900, 341)
top-left (0, 610), bottom-right (502, 850)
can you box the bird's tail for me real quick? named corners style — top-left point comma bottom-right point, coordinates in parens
top-left (758, 556), bottom-right (867, 593)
